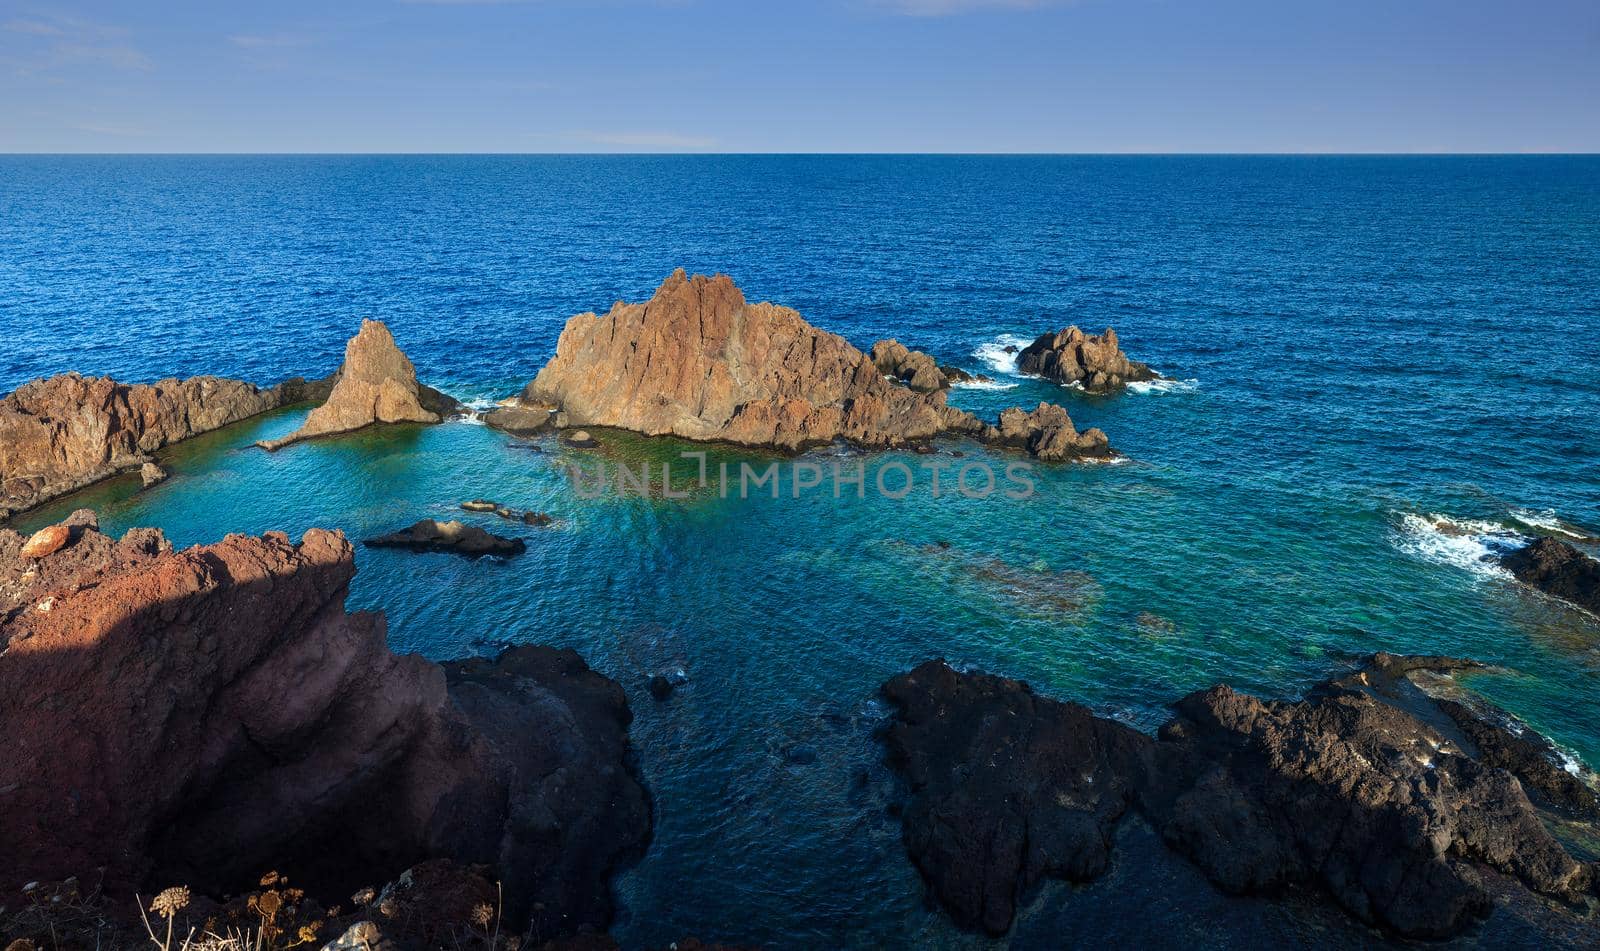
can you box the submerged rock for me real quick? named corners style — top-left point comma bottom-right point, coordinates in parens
top-left (0, 517), bottom-right (650, 935)
top-left (648, 674), bottom-right (674, 701)
top-left (880, 655), bottom-right (1600, 940)
top-left (482, 402), bottom-right (555, 436)
top-left (259, 320), bottom-right (458, 451)
top-left (1017, 326), bottom-right (1160, 392)
top-left (363, 519), bottom-right (525, 558)
top-left (1, 372), bottom-right (288, 520)
top-left (1500, 537), bottom-right (1600, 615)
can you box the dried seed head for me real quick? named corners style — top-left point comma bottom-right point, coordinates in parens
top-left (351, 887), bottom-right (376, 907)
top-left (150, 887), bottom-right (191, 918)
top-left (471, 904), bottom-right (493, 928)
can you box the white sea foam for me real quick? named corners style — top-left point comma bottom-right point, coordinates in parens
top-left (1509, 508), bottom-right (1587, 539)
top-left (972, 334), bottom-right (1034, 375)
top-left (1127, 377), bottom-right (1199, 395)
top-left (1392, 512), bottom-right (1527, 580)
top-left (950, 377), bottom-right (1018, 391)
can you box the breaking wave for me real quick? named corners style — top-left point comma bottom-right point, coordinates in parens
top-left (972, 334), bottom-right (1033, 375)
top-left (1127, 377), bottom-right (1199, 395)
top-left (1391, 512), bottom-right (1527, 580)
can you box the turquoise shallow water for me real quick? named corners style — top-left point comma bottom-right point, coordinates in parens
top-left (4, 156), bottom-right (1600, 947)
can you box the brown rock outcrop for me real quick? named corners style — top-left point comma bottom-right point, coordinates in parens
top-left (519, 271), bottom-right (986, 452)
top-left (364, 519), bottom-right (526, 558)
top-left (1017, 326), bottom-right (1160, 392)
top-left (0, 515), bottom-right (649, 937)
top-left (260, 320), bottom-right (457, 451)
top-left (516, 271), bottom-right (1111, 460)
top-left (0, 373), bottom-right (286, 520)
top-left (870, 340), bottom-right (947, 392)
top-left (882, 655), bottom-right (1599, 940)
top-left (990, 403), bottom-right (1112, 461)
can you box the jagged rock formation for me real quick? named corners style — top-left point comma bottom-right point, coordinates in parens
top-left (0, 373), bottom-right (289, 520)
top-left (514, 271), bottom-right (1110, 460)
top-left (364, 519), bottom-right (526, 558)
top-left (881, 655), bottom-right (1599, 940)
top-left (990, 403), bottom-right (1112, 461)
top-left (517, 271), bottom-right (985, 451)
top-left (0, 515), bottom-right (649, 937)
top-left (1017, 326), bottom-right (1159, 392)
top-left (870, 340), bottom-right (992, 392)
top-left (260, 321), bottom-right (458, 451)
top-left (1501, 537), bottom-right (1600, 615)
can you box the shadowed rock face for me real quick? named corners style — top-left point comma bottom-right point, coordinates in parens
top-left (881, 656), bottom-right (1599, 940)
top-left (0, 373), bottom-right (286, 520)
top-left (1018, 326), bottom-right (1159, 392)
top-left (0, 515), bottom-right (649, 937)
top-left (520, 271), bottom-right (987, 452)
top-left (260, 320), bottom-right (457, 451)
top-left (1500, 537), bottom-right (1600, 615)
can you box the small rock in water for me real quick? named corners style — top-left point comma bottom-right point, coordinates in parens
top-left (648, 675), bottom-right (675, 701)
top-left (460, 500), bottom-right (498, 512)
top-left (495, 507), bottom-right (515, 519)
top-left (364, 519), bottom-right (525, 558)
top-left (523, 511), bottom-right (554, 527)
top-left (562, 429), bottom-right (599, 449)
top-left (140, 462), bottom-right (168, 488)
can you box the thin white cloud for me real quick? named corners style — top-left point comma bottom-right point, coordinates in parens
top-left (3, 14), bottom-right (152, 73)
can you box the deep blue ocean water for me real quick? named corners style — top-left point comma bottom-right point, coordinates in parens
top-left (3, 156), bottom-right (1599, 948)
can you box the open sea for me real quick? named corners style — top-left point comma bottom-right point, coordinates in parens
top-left (3, 155), bottom-right (1599, 948)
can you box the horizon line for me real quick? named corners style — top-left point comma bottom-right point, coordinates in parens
top-left (3, 151), bottom-right (1597, 158)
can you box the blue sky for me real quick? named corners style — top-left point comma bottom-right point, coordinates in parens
top-left (2, 0), bottom-right (1596, 152)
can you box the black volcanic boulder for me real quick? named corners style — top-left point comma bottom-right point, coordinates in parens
top-left (880, 656), bottom-right (1599, 941)
top-left (364, 519), bottom-right (525, 557)
top-left (881, 661), bottom-right (1155, 935)
top-left (1500, 537), bottom-right (1600, 615)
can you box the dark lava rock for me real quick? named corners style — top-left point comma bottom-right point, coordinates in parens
top-left (523, 511), bottom-right (554, 527)
top-left (1435, 696), bottom-right (1599, 816)
top-left (880, 655), bottom-right (1600, 941)
top-left (1500, 537), bottom-right (1600, 615)
top-left (648, 674), bottom-right (674, 701)
top-left (364, 519), bottom-right (525, 558)
top-left (881, 660), bottom-right (1154, 935)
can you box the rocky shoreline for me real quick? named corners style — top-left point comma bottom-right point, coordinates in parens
top-left (0, 513), bottom-right (650, 940)
top-left (880, 653), bottom-right (1600, 941)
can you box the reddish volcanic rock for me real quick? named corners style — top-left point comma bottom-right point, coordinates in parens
top-left (1017, 326), bottom-right (1160, 392)
top-left (0, 373), bottom-right (286, 520)
top-left (18, 524), bottom-right (69, 559)
top-left (0, 515), bottom-right (649, 937)
top-left (520, 270), bottom-right (985, 451)
top-left (991, 402), bottom-right (1112, 461)
top-left (260, 320), bottom-right (457, 451)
